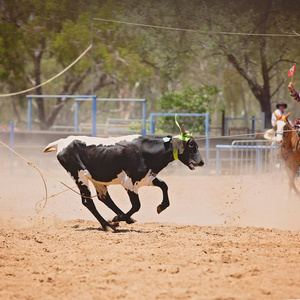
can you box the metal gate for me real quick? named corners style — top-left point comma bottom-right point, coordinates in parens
top-left (216, 140), bottom-right (280, 175)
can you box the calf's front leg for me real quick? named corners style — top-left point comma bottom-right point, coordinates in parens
top-left (152, 178), bottom-right (170, 214)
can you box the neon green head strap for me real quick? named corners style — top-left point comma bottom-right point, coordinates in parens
top-left (173, 114), bottom-right (194, 160)
top-left (173, 150), bottom-right (179, 160)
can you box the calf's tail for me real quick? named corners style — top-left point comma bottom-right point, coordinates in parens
top-left (43, 141), bottom-right (59, 153)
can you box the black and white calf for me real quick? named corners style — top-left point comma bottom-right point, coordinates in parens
top-left (44, 127), bottom-right (204, 231)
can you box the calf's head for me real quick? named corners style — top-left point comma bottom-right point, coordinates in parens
top-left (172, 125), bottom-right (204, 170)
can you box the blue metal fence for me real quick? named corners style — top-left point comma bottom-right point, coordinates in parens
top-left (216, 140), bottom-right (278, 175)
top-left (27, 95), bottom-right (147, 136)
top-left (224, 113), bottom-right (265, 136)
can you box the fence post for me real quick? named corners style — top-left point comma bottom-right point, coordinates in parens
top-left (256, 148), bottom-right (261, 174)
top-left (216, 147), bottom-right (220, 175)
top-left (142, 100), bottom-right (147, 135)
top-left (75, 100), bottom-right (79, 132)
top-left (251, 116), bottom-right (255, 137)
top-left (150, 114), bottom-right (155, 134)
top-left (205, 114), bottom-right (210, 171)
top-left (92, 95), bottom-right (97, 137)
top-left (27, 97), bottom-right (32, 131)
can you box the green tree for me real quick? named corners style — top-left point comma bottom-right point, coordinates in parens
top-left (0, 0), bottom-right (91, 129)
top-left (199, 0), bottom-right (300, 128)
top-left (2, 0), bottom-right (300, 132)
top-left (156, 85), bottom-right (220, 134)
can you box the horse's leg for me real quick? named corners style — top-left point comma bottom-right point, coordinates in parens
top-left (285, 162), bottom-right (300, 195)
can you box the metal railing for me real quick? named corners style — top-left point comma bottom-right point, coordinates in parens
top-left (216, 140), bottom-right (279, 175)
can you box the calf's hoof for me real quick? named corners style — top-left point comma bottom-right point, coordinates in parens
top-left (157, 204), bottom-right (169, 214)
top-left (126, 217), bottom-right (136, 224)
top-left (109, 220), bottom-right (120, 228)
top-left (101, 220), bottom-right (119, 232)
top-left (157, 205), bottom-right (163, 214)
top-left (112, 214), bottom-right (136, 224)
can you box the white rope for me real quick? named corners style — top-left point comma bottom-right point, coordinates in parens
top-left (195, 128), bottom-right (298, 141)
top-left (0, 139), bottom-right (99, 212)
top-left (0, 44), bottom-right (92, 98)
top-left (94, 18), bottom-right (300, 37)
top-left (276, 129), bottom-right (295, 133)
top-left (195, 131), bottom-right (265, 141)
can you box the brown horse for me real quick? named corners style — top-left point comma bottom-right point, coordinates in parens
top-left (274, 111), bottom-right (300, 194)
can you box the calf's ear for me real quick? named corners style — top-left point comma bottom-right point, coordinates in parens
top-left (181, 124), bottom-right (186, 135)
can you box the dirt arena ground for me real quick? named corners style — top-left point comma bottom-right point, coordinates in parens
top-left (1, 157), bottom-right (300, 299)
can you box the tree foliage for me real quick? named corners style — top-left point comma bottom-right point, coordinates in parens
top-left (1, 0), bottom-right (300, 131)
top-left (156, 85), bottom-right (220, 134)
top-left (198, 0), bottom-right (300, 127)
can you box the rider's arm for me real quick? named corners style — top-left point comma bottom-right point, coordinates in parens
top-left (288, 82), bottom-right (300, 102)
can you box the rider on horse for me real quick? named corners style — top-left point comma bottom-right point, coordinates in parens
top-left (271, 102), bottom-right (290, 129)
top-left (265, 102), bottom-right (292, 141)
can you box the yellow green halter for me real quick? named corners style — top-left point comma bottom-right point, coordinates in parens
top-left (173, 114), bottom-right (194, 160)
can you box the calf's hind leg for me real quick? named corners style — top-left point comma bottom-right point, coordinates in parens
top-left (113, 190), bottom-right (141, 224)
top-left (95, 186), bottom-right (136, 224)
top-left (78, 184), bottom-right (117, 231)
top-left (56, 154), bottom-right (115, 230)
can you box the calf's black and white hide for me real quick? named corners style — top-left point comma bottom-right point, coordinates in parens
top-left (44, 131), bottom-right (204, 231)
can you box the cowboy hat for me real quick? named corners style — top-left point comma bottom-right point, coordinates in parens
top-left (276, 103), bottom-right (287, 109)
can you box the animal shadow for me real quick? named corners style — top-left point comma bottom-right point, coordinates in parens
top-left (73, 225), bottom-right (152, 234)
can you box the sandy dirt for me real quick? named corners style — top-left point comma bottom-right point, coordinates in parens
top-left (1, 157), bottom-right (300, 299)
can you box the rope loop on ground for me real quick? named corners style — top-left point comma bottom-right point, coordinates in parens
top-left (0, 139), bottom-right (98, 213)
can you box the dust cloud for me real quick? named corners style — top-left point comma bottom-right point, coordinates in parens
top-left (1, 150), bottom-right (300, 232)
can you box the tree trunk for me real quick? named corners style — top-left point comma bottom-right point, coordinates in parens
top-left (258, 97), bottom-right (272, 129)
top-left (32, 36), bottom-right (47, 130)
top-left (43, 72), bottom-right (118, 130)
top-left (222, 0), bottom-right (281, 130)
